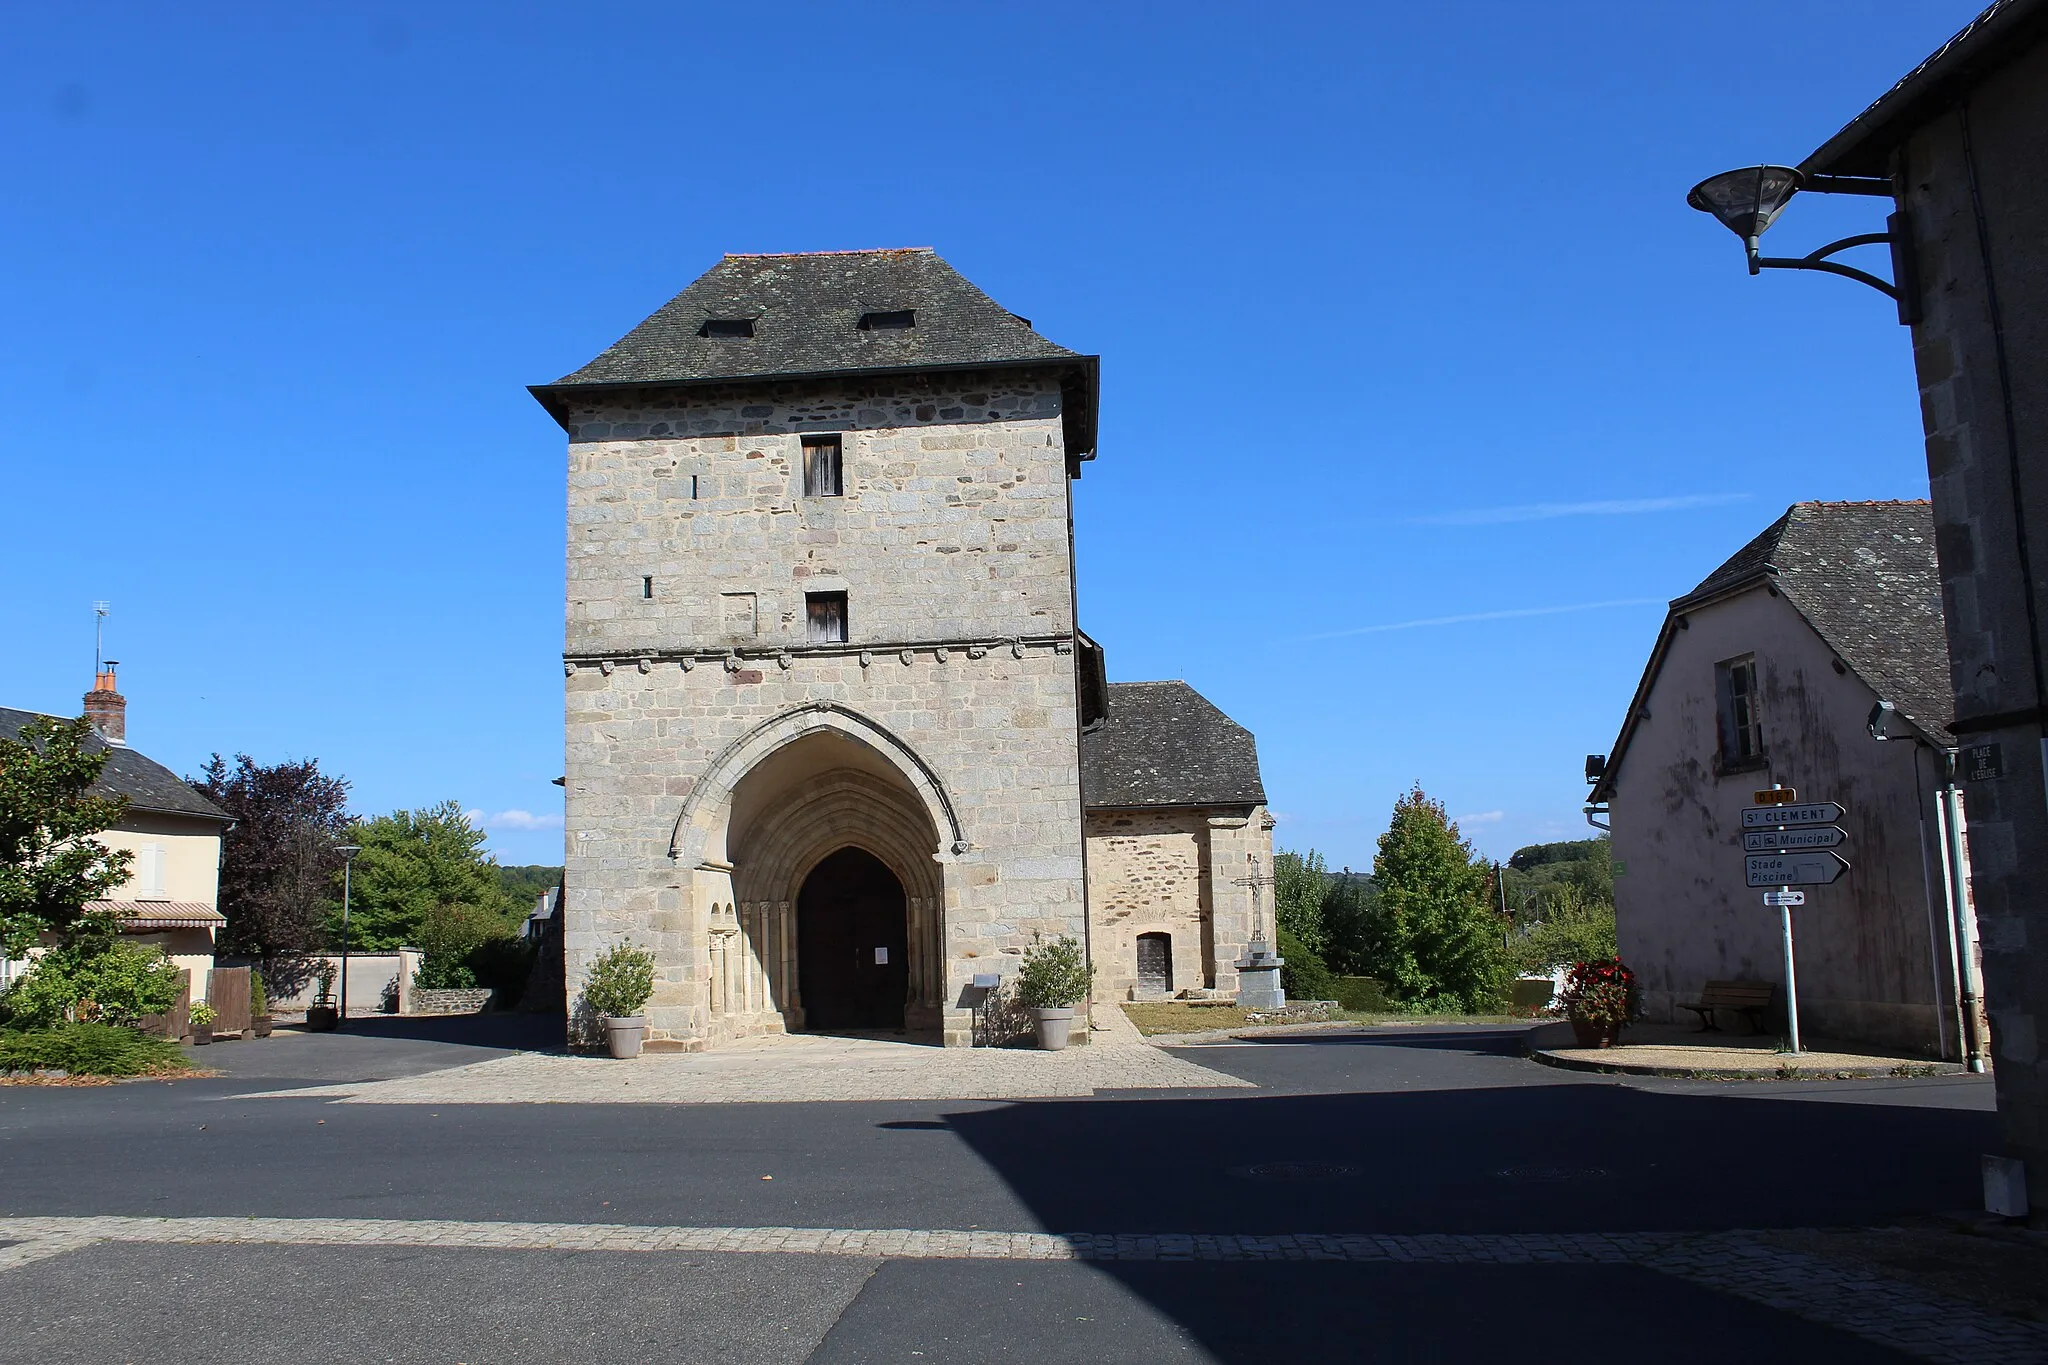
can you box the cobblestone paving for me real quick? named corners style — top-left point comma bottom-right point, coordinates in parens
top-left (0, 1216), bottom-right (2038, 1362)
top-left (233, 1031), bottom-right (1251, 1104)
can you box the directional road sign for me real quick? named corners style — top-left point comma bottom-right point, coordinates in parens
top-left (1740, 802), bottom-right (1846, 829)
top-left (1762, 890), bottom-right (1806, 907)
top-left (1745, 852), bottom-right (1851, 888)
top-left (1742, 825), bottom-right (1849, 852)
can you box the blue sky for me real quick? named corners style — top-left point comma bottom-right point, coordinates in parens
top-left (0, 2), bottom-right (1979, 870)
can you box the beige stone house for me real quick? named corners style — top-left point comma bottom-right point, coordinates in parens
top-left (1587, 501), bottom-right (1975, 1057)
top-left (1, 670), bottom-right (232, 986)
top-left (534, 248), bottom-right (1272, 1048)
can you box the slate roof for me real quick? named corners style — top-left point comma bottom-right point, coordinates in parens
top-left (549, 249), bottom-right (1081, 387)
top-left (530, 248), bottom-right (1101, 459)
top-left (1589, 501), bottom-right (1954, 802)
top-left (1804, 0), bottom-right (2047, 178)
top-left (1082, 682), bottom-right (1267, 809)
top-left (0, 707), bottom-right (231, 823)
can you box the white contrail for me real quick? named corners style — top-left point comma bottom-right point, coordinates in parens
top-left (1300, 598), bottom-right (1662, 642)
top-left (1413, 493), bottom-right (1750, 526)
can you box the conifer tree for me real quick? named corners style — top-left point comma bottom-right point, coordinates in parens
top-left (1368, 784), bottom-right (1509, 1011)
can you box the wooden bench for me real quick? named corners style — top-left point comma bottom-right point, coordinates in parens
top-left (1677, 980), bottom-right (1775, 1034)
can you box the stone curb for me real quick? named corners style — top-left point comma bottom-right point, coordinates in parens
top-left (1524, 1022), bottom-right (1963, 1081)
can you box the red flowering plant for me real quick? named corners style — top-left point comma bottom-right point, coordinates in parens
top-left (1556, 958), bottom-right (1640, 1027)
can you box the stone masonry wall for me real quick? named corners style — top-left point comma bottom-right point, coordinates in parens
top-left (562, 373), bottom-right (1074, 658)
top-left (561, 373), bottom-right (1088, 1048)
top-left (1085, 808), bottom-right (1209, 1000)
top-left (1897, 48), bottom-right (2048, 1202)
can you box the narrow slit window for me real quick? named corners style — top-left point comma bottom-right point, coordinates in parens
top-left (642, 576), bottom-right (654, 600)
top-left (802, 435), bottom-right (843, 498)
top-left (806, 591), bottom-right (848, 644)
top-left (690, 474), bottom-right (699, 500)
top-left (858, 309), bottom-right (915, 331)
top-left (700, 318), bottom-right (755, 339)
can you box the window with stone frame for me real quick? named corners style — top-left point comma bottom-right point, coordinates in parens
top-left (1715, 654), bottom-right (1765, 769)
top-left (806, 591), bottom-right (848, 644)
top-left (802, 435), bottom-right (843, 498)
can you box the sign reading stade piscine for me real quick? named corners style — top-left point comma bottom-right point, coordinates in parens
top-left (1744, 852), bottom-right (1851, 888)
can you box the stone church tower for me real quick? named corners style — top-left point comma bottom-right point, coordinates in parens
top-left (534, 249), bottom-right (1102, 1048)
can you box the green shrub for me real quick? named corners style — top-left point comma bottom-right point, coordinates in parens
top-left (0, 1022), bottom-right (187, 1076)
top-left (0, 936), bottom-right (183, 1029)
top-left (1276, 926), bottom-right (1336, 1001)
top-left (466, 937), bottom-right (537, 1008)
top-left (1331, 976), bottom-right (1393, 1012)
top-left (582, 941), bottom-right (656, 1018)
top-left (251, 970), bottom-right (268, 1015)
top-left (413, 901), bottom-right (511, 990)
top-left (1015, 935), bottom-right (1092, 1009)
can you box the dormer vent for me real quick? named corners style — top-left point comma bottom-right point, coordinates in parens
top-left (858, 309), bottom-right (915, 331)
top-left (700, 318), bottom-right (756, 339)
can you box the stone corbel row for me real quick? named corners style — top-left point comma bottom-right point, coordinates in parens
top-left (565, 634), bottom-right (1073, 677)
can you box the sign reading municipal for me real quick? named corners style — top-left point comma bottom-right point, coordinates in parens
top-left (1745, 852), bottom-right (1851, 888)
top-left (1740, 801), bottom-right (1846, 829)
top-left (1742, 825), bottom-right (1848, 852)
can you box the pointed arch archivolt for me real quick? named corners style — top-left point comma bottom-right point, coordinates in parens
top-left (669, 702), bottom-right (965, 869)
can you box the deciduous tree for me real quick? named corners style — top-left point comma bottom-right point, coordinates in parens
top-left (343, 801), bottom-right (515, 950)
top-left (192, 754), bottom-right (352, 974)
top-left (0, 717), bottom-right (132, 958)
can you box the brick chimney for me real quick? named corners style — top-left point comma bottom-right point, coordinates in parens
top-left (83, 663), bottom-right (126, 745)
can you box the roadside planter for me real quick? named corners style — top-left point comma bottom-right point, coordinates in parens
top-left (582, 941), bottom-right (657, 1059)
top-left (1016, 934), bottom-right (1094, 1052)
top-left (251, 971), bottom-right (273, 1038)
top-left (306, 962), bottom-right (339, 1031)
top-left (188, 1001), bottom-right (217, 1046)
top-left (1557, 957), bottom-right (1640, 1049)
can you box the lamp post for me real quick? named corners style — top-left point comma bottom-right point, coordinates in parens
top-left (1868, 702), bottom-right (1986, 1072)
top-left (337, 844), bottom-right (361, 1024)
top-left (1685, 164), bottom-right (1920, 324)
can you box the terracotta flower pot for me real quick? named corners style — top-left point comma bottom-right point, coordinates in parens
top-left (1570, 1015), bottom-right (1622, 1048)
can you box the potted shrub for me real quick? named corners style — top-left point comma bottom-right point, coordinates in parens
top-left (305, 961), bottom-right (339, 1032)
top-left (188, 1000), bottom-right (217, 1046)
top-left (1557, 957), bottom-right (1639, 1048)
top-left (583, 941), bottom-right (657, 1059)
top-left (1016, 934), bottom-right (1093, 1051)
top-left (251, 970), bottom-right (273, 1038)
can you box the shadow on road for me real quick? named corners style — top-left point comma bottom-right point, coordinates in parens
top-left (1225, 1027), bottom-right (1532, 1057)
top-left (938, 1079), bottom-right (1989, 1363)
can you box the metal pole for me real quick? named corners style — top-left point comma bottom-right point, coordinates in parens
top-left (339, 857), bottom-right (352, 1025)
top-left (1908, 745), bottom-right (1953, 1062)
top-left (1935, 759), bottom-right (1987, 1072)
top-left (1780, 894), bottom-right (1800, 1054)
top-left (1768, 782), bottom-right (1800, 1054)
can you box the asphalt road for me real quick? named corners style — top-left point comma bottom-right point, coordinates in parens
top-left (0, 1021), bottom-right (1999, 1363)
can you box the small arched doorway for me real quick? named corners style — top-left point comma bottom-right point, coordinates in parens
top-left (797, 847), bottom-right (909, 1031)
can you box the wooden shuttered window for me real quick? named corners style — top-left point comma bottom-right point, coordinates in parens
top-left (806, 592), bottom-right (848, 644)
top-left (802, 435), bottom-right (843, 498)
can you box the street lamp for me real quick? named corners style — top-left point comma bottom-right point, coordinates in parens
top-left (336, 844), bottom-right (361, 1024)
top-left (1868, 701), bottom-right (1986, 1072)
top-left (1686, 164), bottom-right (1920, 324)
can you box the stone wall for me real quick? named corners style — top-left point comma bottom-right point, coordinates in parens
top-left (561, 372), bottom-right (1088, 1048)
top-left (1895, 44), bottom-right (2048, 1199)
top-left (1083, 805), bottom-right (1272, 1003)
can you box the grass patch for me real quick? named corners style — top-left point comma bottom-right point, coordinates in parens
top-left (1121, 1002), bottom-right (1526, 1035)
top-left (0, 1023), bottom-right (194, 1077)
